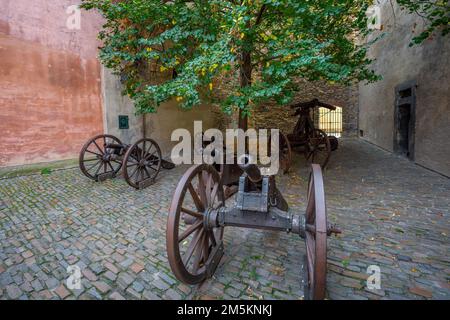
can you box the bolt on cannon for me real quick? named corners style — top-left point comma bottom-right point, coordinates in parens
top-left (166, 155), bottom-right (340, 300)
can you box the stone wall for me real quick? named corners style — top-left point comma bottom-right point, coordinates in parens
top-left (0, 0), bottom-right (105, 166)
top-left (358, 1), bottom-right (450, 176)
top-left (250, 78), bottom-right (356, 136)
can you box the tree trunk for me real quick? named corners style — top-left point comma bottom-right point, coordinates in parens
top-left (239, 51), bottom-right (252, 131)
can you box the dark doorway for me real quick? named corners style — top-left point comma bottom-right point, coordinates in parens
top-left (394, 81), bottom-right (416, 160)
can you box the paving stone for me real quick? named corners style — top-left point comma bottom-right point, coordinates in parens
top-left (164, 289), bottom-right (182, 300)
top-left (142, 290), bottom-right (160, 300)
top-left (54, 285), bottom-right (70, 299)
top-left (131, 281), bottom-right (145, 293)
top-left (45, 277), bottom-right (60, 290)
top-left (0, 139), bottom-right (448, 300)
top-left (109, 292), bottom-right (126, 300)
top-left (6, 284), bottom-right (22, 299)
top-left (103, 271), bottom-right (117, 281)
top-left (104, 262), bottom-right (119, 274)
top-left (93, 281), bottom-right (112, 294)
top-left (82, 269), bottom-right (98, 282)
top-left (130, 263), bottom-right (144, 274)
top-left (117, 273), bottom-right (134, 289)
top-left (153, 279), bottom-right (170, 291)
top-left (126, 287), bottom-right (142, 299)
top-left (409, 286), bottom-right (433, 298)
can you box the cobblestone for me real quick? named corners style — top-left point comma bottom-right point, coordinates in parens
top-left (0, 139), bottom-right (448, 300)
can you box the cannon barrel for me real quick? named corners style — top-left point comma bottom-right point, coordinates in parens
top-left (238, 155), bottom-right (262, 183)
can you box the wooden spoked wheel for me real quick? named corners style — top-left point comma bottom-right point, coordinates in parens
top-left (123, 138), bottom-right (162, 189)
top-left (79, 134), bottom-right (123, 180)
top-left (305, 129), bottom-right (331, 168)
top-left (304, 164), bottom-right (327, 300)
top-left (279, 132), bottom-right (292, 174)
top-left (166, 164), bottom-right (225, 285)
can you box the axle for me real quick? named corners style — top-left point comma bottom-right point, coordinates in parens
top-left (205, 206), bottom-right (340, 238)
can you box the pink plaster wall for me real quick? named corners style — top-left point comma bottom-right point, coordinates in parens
top-left (0, 0), bottom-right (105, 166)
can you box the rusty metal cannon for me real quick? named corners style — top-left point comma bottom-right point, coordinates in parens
top-left (79, 134), bottom-right (174, 189)
top-left (166, 156), bottom-right (340, 299)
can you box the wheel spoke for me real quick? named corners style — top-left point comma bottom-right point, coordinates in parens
top-left (205, 173), bottom-right (212, 206)
top-left (181, 207), bottom-right (203, 219)
top-left (179, 220), bottom-right (203, 243)
top-left (188, 183), bottom-right (205, 212)
top-left (106, 161), bottom-right (115, 172)
top-left (197, 172), bottom-right (208, 207)
top-left (94, 161), bottom-right (103, 176)
top-left (202, 231), bottom-right (210, 263)
top-left (85, 150), bottom-right (102, 157)
top-left (306, 234), bottom-right (315, 287)
top-left (192, 232), bottom-right (205, 273)
top-left (182, 230), bottom-right (203, 266)
top-left (129, 165), bottom-right (139, 179)
top-left (210, 182), bottom-right (219, 206)
top-left (306, 179), bottom-right (315, 221)
top-left (144, 166), bottom-right (152, 180)
top-left (93, 141), bottom-right (104, 155)
top-left (86, 160), bottom-right (101, 172)
top-left (208, 230), bottom-right (217, 247)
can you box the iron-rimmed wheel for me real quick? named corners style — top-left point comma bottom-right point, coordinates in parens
top-left (79, 134), bottom-right (123, 181)
top-left (123, 138), bottom-right (162, 189)
top-left (166, 164), bottom-right (225, 285)
top-left (304, 164), bottom-right (327, 300)
top-left (305, 129), bottom-right (331, 168)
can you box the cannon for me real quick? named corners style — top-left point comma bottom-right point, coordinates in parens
top-left (166, 156), bottom-right (340, 299)
top-left (287, 99), bottom-right (339, 168)
top-left (79, 134), bottom-right (175, 189)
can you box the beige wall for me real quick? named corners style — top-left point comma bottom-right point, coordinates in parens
top-left (102, 69), bottom-right (223, 159)
top-left (359, 1), bottom-right (450, 176)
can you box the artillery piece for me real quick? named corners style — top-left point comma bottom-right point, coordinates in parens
top-left (79, 134), bottom-right (174, 189)
top-left (166, 156), bottom-right (340, 300)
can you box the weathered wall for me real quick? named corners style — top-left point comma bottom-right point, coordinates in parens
top-left (102, 70), bottom-right (224, 159)
top-left (359, 1), bottom-right (450, 176)
top-left (102, 67), bottom-right (144, 145)
top-left (251, 78), bottom-right (356, 136)
top-left (0, 0), bottom-right (104, 166)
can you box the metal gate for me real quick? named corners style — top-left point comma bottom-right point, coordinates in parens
top-left (314, 106), bottom-right (343, 138)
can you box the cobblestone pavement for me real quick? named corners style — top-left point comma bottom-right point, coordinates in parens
top-left (0, 139), bottom-right (448, 300)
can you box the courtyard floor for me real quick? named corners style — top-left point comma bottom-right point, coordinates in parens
top-left (0, 139), bottom-right (448, 300)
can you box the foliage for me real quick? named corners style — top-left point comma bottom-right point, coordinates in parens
top-left (397, 0), bottom-right (449, 45)
top-left (81, 0), bottom-right (380, 120)
top-left (40, 168), bottom-right (52, 175)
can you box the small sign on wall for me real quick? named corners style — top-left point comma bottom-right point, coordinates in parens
top-left (118, 115), bottom-right (129, 129)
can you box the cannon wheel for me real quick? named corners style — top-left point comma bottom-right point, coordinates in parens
top-left (123, 138), bottom-right (162, 189)
top-left (279, 132), bottom-right (292, 174)
top-left (79, 134), bottom-right (123, 181)
top-left (304, 164), bottom-right (327, 300)
top-left (305, 129), bottom-right (331, 168)
top-left (167, 164), bottom-right (225, 284)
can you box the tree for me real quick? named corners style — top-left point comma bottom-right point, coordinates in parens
top-left (81, 0), bottom-right (379, 129)
top-left (396, 0), bottom-right (449, 45)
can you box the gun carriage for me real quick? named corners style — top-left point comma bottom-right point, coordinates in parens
top-left (166, 156), bottom-right (340, 300)
top-left (287, 99), bottom-right (339, 168)
top-left (79, 134), bottom-right (174, 189)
